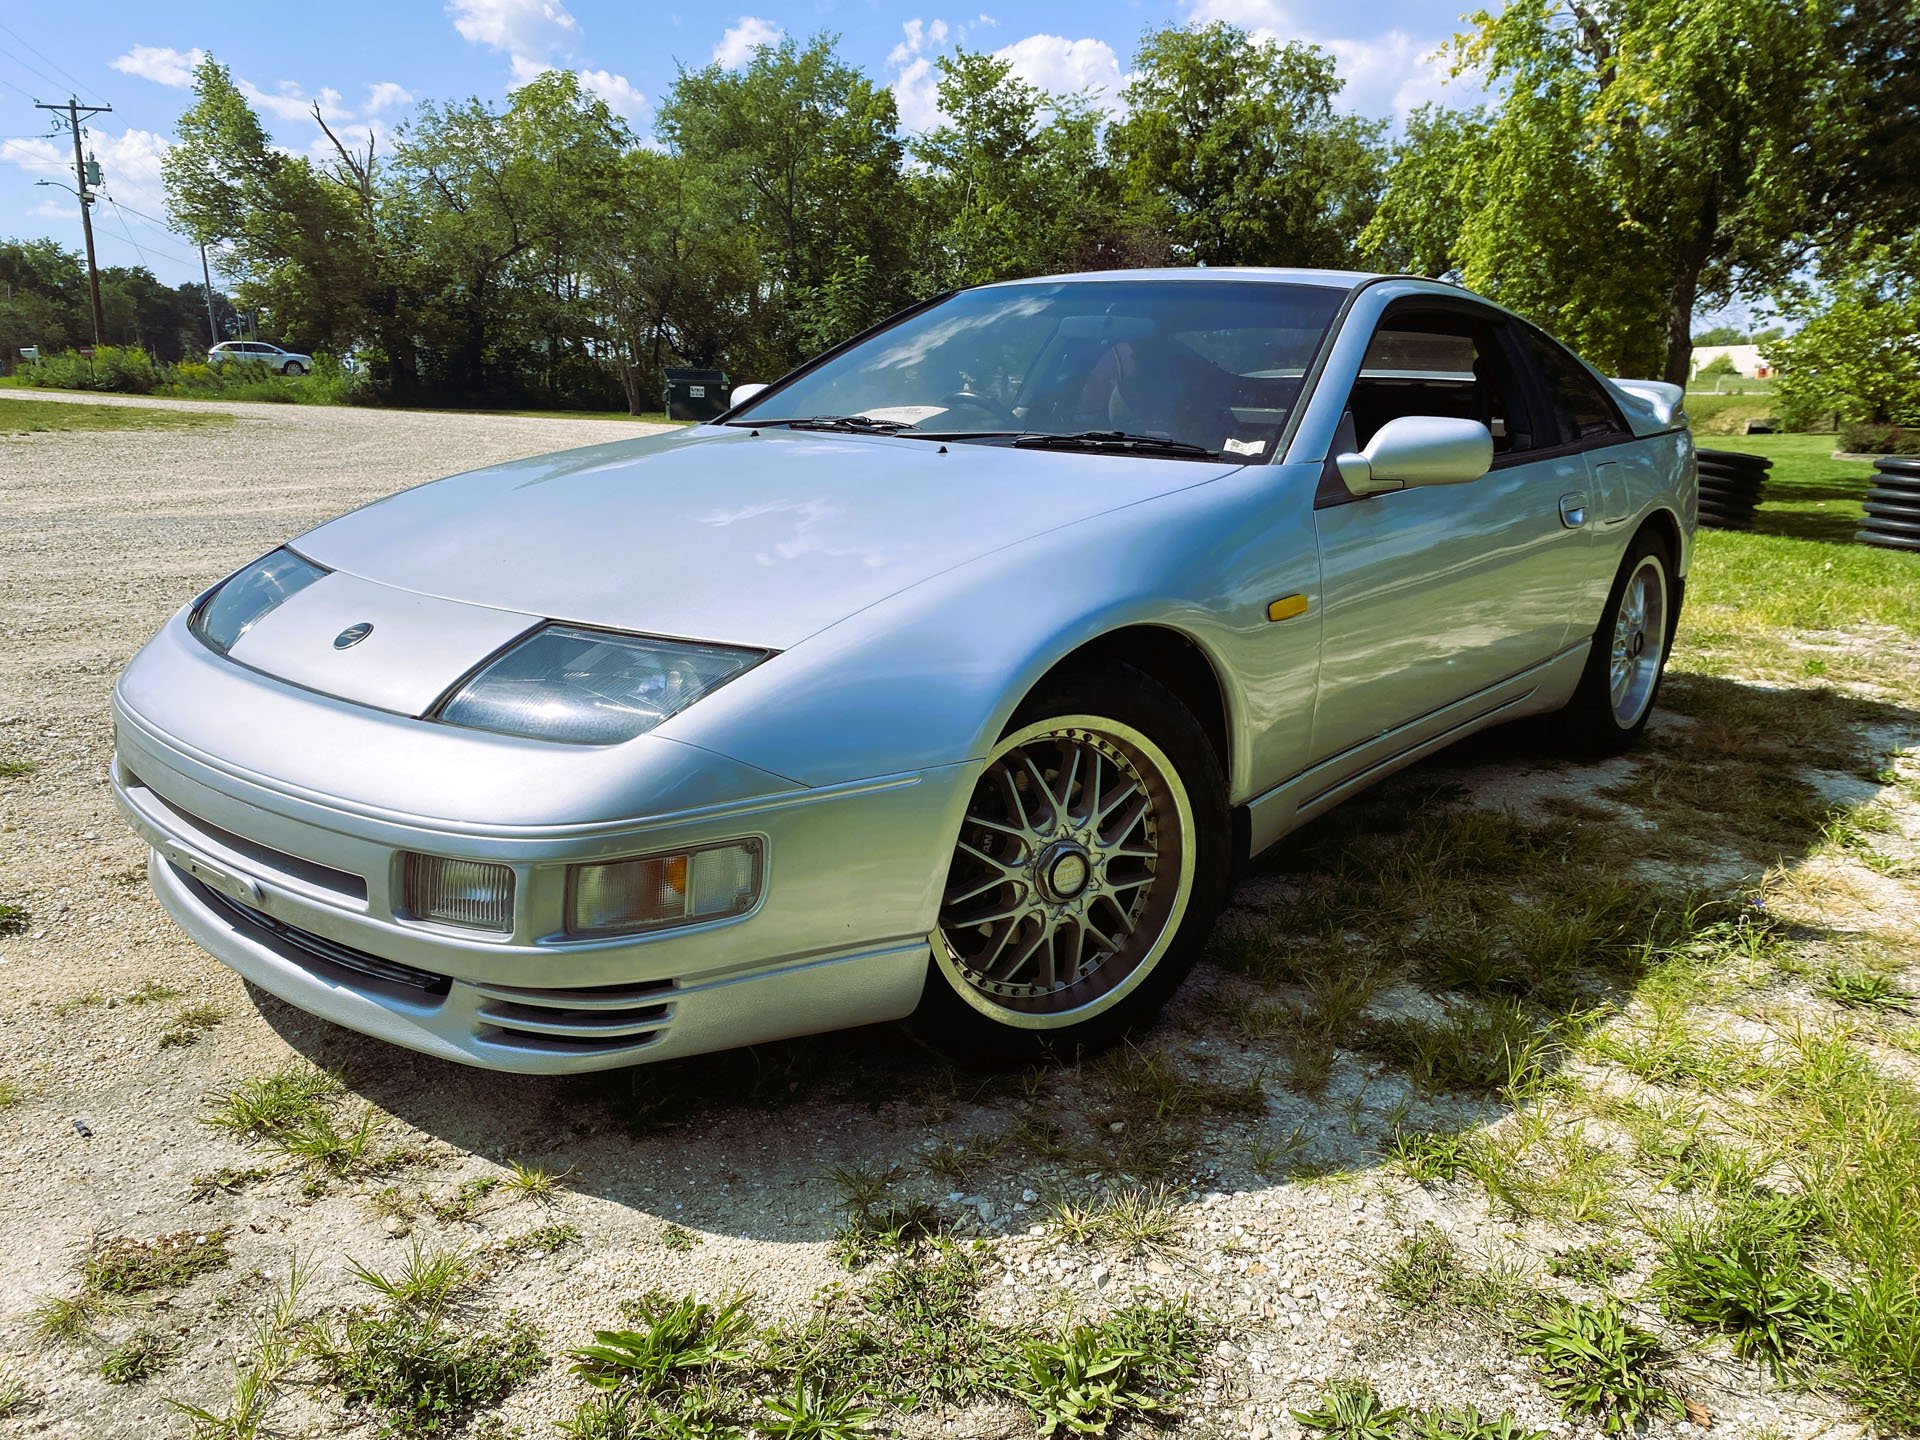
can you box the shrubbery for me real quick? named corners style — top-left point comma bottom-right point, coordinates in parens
top-left (14, 345), bottom-right (370, 406)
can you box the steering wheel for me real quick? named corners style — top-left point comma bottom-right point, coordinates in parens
top-left (938, 390), bottom-right (1021, 429)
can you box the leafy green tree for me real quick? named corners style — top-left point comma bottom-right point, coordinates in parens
top-left (1422, 0), bottom-right (1855, 382)
top-left (1770, 240), bottom-right (1920, 430)
top-left (660, 35), bottom-right (910, 362)
top-left (1361, 105), bottom-right (1488, 278)
top-left (163, 56), bottom-right (378, 353)
top-left (1109, 23), bottom-right (1385, 269)
top-left (908, 50), bottom-right (1110, 290)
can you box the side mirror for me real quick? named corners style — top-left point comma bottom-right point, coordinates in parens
top-left (730, 382), bottom-right (768, 406)
top-left (1336, 416), bottom-right (1493, 497)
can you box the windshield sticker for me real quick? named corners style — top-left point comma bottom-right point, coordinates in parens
top-left (856, 405), bottom-right (950, 424)
top-left (1223, 437), bottom-right (1267, 457)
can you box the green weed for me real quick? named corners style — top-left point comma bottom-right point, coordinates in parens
top-left (346, 1241), bottom-right (476, 1314)
top-left (1517, 1299), bottom-right (1681, 1434)
top-left (759, 1377), bottom-right (879, 1440)
top-left (571, 1293), bottom-right (752, 1392)
top-left (315, 1307), bottom-right (543, 1436)
top-left (101, 1328), bottom-right (175, 1384)
top-left (1293, 1379), bottom-right (1407, 1440)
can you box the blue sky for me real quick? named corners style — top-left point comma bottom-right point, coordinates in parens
top-left (2, 0), bottom-right (1479, 287)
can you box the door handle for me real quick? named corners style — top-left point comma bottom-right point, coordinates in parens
top-left (1559, 492), bottom-right (1588, 528)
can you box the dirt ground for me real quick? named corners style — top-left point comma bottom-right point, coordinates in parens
top-left (1, 394), bottom-right (1916, 1440)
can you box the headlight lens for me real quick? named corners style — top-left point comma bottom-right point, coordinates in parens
top-left (436, 624), bottom-right (766, 745)
top-left (189, 548), bottom-right (327, 654)
top-left (567, 839), bottom-right (763, 937)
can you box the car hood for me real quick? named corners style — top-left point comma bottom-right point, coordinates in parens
top-left (292, 425), bottom-right (1243, 651)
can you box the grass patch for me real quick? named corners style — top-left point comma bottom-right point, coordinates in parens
top-left (1547, 1240), bottom-right (1633, 1286)
top-left (1517, 1298), bottom-right (1681, 1434)
top-left (571, 1293), bottom-right (752, 1392)
top-left (346, 1241), bottom-right (476, 1313)
top-left (1007, 1302), bottom-right (1203, 1439)
top-left (29, 1289), bottom-right (121, 1344)
top-left (1293, 1378), bottom-right (1408, 1440)
top-left (86, 1228), bottom-right (229, 1294)
top-left (0, 757), bottom-right (33, 778)
top-left (314, 1307), bottom-right (545, 1436)
top-left (500, 1158), bottom-right (575, 1203)
top-left (158, 1002), bottom-right (224, 1049)
top-left (1818, 964), bottom-right (1910, 1011)
top-left (0, 902), bottom-right (28, 936)
top-left (165, 1258), bottom-right (309, 1440)
top-left (101, 1328), bottom-right (175, 1385)
top-left (0, 393), bottom-right (237, 434)
top-left (1650, 1193), bottom-right (1836, 1375)
top-left (1381, 1227), bottom-right (1521, 1316)
top-left (1048, 1184), bottom-right (1184, 1254)
top-left (660, 1222), bottom-right (700, 1252)
top-left (203, 1065), bottom-right (397, 1183)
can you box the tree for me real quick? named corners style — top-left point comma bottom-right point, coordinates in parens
top-left (660, 35), bottom-right (910, 364)
top-left (1108, 23), bottom-right (1385, 269)
top-left (1360, 105), bottom-right (1488, 278)
top-left (1419, 0), bottom-right (1856, 383)
top-left (163, 56), bottom-right (379, 351)
top-left (907, 50), bottom-right (1110, 291)
top-left (1769, 239), bottom-right (1920, 430)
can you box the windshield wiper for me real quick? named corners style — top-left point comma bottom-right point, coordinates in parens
top-left (1010, 430), bottom-right (1222, 461)
top-left (777, 414), bottom-right (917, 434)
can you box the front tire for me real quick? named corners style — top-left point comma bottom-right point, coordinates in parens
top-left (911, 662), bottom-right (1229, 1063)
top-left (1554, 529), bottom-right (1676, 755)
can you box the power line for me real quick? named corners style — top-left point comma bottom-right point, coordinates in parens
top-left (102, 195), bottom-right (151, 266)
top-left (0, 45), bottom-right (69, 97)
top-left (0, 64), bottom-right (42, 101)
top-left (0, 20), bottom-right (98, 102)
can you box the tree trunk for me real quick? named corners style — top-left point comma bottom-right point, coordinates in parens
top-left (1661, 268), bottom-right (1696, 388)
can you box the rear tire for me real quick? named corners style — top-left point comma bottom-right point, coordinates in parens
top-left (910, 661), bottom-right (1230, 1064)
top-left (1553, 529), bottom-right (1677, 756)
top-left (283, 361), bottom-right (307, 377)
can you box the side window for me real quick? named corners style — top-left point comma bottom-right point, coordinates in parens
top-left (1519, 329), bottom-right (1626, 444)
top-left (1346, 309), bottom-right (1540, 458)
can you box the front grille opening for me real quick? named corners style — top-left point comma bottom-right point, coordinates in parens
top-left (129, 775), bottom-right (368, 902)
top-left (193, 873), bottom-right (451, 995)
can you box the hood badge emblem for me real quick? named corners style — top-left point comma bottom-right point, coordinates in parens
top-left (333, 622), bottom-right (374, 650)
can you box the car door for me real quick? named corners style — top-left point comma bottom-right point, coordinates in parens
top-left (1307, 302), bottom-right (1592, 767)
top-left (1512, 324), bottom-right (1645, 626)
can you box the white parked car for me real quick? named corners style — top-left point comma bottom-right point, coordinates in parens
top-left (208, 340), bottom-right (313, 376)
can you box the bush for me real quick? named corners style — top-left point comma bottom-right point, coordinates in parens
top-left (19, 344), bottom-right (162, 394)
top-left (1838, 420), bottom-right (1920, 456)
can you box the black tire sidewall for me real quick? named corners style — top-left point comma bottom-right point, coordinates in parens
top-left (1554, 528), bottom-right (1677, 757)
top-left (909, 660), bottom-right (1230, 1065)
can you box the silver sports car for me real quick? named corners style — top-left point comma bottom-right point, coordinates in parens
top-left (112, 269), bottom-right (1695, 1073)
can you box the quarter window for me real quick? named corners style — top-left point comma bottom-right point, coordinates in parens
top-left (1519, 329), bottom-right (1626, 444)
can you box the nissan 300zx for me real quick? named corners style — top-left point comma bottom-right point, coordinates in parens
top-left (111, 269), bottom-right (1695, 1072)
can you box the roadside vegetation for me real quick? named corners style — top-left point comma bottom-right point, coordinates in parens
top-left (0, 391), bottom-right (237, 433)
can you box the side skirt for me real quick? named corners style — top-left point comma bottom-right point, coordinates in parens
top-left (1242, 640), bottom-right (1591, 857)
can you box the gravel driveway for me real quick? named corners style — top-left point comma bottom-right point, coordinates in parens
top-left (0, 395), bottom-right (1911, 1440)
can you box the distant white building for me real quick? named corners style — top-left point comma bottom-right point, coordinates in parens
top-left (1690, 343), bottom-right (1773, 380)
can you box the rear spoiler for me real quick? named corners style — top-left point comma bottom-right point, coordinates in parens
top-left (1608, 378), bottom-right (1686, 434)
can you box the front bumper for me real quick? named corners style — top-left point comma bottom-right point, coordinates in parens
top-left (112, 649), bottom-right (974, 1072)
top-left (146, 851), bottom-right (930, 1073)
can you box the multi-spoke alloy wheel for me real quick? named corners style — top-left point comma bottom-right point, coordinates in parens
top-left (1608, 553), bottom-right (1668, 728)
top-left (935, 716), bottom-right (1196, 1030)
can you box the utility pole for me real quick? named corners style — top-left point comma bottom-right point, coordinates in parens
top-left (35, 97), bottom-right (113, 348)
top-left (199, 242), bottom-right (219, 345)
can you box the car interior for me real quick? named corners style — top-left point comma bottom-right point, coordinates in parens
top-left (1344, 309), bottom-right (1536, 456)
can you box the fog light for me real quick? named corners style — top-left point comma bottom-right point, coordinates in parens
top-left (567, 839), bottom-right (762, 937)
top-left (402, 853), bottom-right (515, 932)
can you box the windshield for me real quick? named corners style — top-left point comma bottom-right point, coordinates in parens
top-left (731, 278), bottom-right (1350, 460)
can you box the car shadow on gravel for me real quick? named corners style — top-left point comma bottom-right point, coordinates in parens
top-left (250, 670), bottom-right (1917, 1246)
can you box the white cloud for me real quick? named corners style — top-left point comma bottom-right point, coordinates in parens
top-left (714, 16), bottom-right (784, 68)
top-left (241, 78), bottom-right (344, 122)
top-left (995, 34), bottom-right (1126, 114)
top-left (3, 126), bottom-right (174, 219)
top-left (448, 0), bottom-right (580, 78)
top-left (364, 81), bottom-right (415, 113)
top-left (110, 45), bottom-right (207, 87)
top-left (578, 68), bottom-right (647, 120)
top-left (1177, 0), bottom-right (1472, 121)
top-left (887, 18), bottom-right (950, 130)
